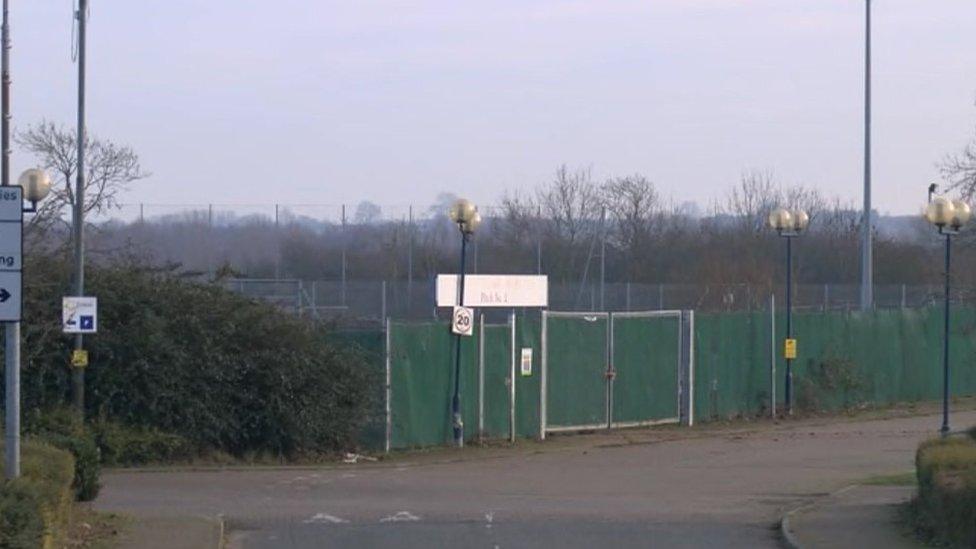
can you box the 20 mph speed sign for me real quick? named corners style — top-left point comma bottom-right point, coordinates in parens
top-left (451, 306), bottom-right (474, 336)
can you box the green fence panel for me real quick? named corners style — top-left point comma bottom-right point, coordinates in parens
top-left (515, 314), bottom-right (542, 438)
top-left (482, 323), bottom-right (512, 439)
top-left (545, 314), bottom-right (609, 430)
top-left (389, 321), bottom-right (479, 449)
top-left (694, 312), bottom-right (770, 422)
top-left (611, 314), bottom-right (680, 424)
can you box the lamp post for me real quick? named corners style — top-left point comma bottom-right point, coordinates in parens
top-left (924, 196), bottom-right (971, 437)
top-left (768, 207), bottom-right (809, 416)
top-left (448, 198), bottom-right (481, 447)
top-left (4, 169), bottom-right (52, 480)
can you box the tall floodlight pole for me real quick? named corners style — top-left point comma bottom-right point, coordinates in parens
top-left (72, 0), bottom-right (88, 412)
top-left (860, 0), bottom-right (873, 310)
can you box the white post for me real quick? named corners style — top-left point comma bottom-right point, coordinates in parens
top-left (540, 311), bottom-right (548, 440)
top-left (509, 311), bottom-right (517, 443)
top-left (381, 280), bottom-right (387, 321)
top-left (478, 313), bottom-right (485, 441)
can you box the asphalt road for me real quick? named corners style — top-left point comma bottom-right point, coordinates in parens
top-left (95, 409), bottom-right (974, 548)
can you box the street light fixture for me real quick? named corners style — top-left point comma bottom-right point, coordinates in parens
top-left (924, 195), bottom-right (971, 437)
top-left (18, 168), bottom-right (52, 212)
top-left (768, 207), bottom-right (809, 416)
top-left (448, 198), bottom-right (480, 447)
top-left (5, 168), bottom-right (52, 480)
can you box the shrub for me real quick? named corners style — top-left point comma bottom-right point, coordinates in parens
top-left (0, 439), bottom-right (75, 548)
top-left (914, 436), bottom-right (976, 547)
top-left (9, 257), bottom-right (378, 460)
top-left (92, 420), bottom-right (196, 466)
top-left (24, 407), bottom-right (101, 501)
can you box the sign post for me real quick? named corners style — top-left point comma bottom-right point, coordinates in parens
top-left (1, 186), bottom-right (22, 479)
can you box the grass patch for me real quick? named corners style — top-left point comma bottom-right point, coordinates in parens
top-left (0, 438), bottom-right (76, 548)
top-left (862, 471), bottom-right (916, 486)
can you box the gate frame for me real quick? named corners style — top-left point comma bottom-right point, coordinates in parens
top-left (540, 311), bottom-right (611, 439)
top-left (608, 310), bottom-right (683, 429)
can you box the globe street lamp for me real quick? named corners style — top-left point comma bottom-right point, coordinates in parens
top-left (4, 169), bottom-right (52, 480)
top-left (448, 198), bottom-right (481, 447)
top-left (924, 196), bottom-right (971, 437)
top-left (768, 207), bottom-right (809, 416)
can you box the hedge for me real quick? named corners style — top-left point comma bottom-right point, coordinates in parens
top-left (914, 434), bottom-right (976, 547)
top-left (0, 439), bottom-right (75, 549)
top-left (5, 256), bottom-right (378, 459)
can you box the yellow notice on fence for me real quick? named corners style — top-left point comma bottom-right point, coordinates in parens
top-left (71, 349), bottom-right (89, 368)
top-left (784, 338), bottom-right (797, 360)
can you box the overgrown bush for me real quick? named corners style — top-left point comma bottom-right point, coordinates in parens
top-left (0, 439), bottom-right (75, 548)
top-left (24, 407), bottom-right (101, 501)
top-left (914, 436), bottom-right (976, 547)
top-left (92, 420), bottom-right (196, 466)
top-left (8, 256), bottom-right (378, 459)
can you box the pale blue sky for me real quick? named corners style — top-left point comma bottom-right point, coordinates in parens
top-left (11, 1), bottom-right (976, 215)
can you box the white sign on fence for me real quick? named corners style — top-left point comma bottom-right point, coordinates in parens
top-left (62, 296), bottom-right (98, 334)
top-left (451, 306), bottom-right (474, 336)
top-left (520, 348), bottom-right (533, 376)
top-left (436, 275), bottom-right (548, 308)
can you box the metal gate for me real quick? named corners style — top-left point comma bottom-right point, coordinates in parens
top-left (540, 310), bottom-right (693, 438)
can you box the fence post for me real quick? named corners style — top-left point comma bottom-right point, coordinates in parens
top-left (341, 204), bottom-right (347, 306)
top-left (625, 282), bottom-right (631, 311)
top-left (823, 283), bottom-right (828, 312)
top-left (770, 293), bottom-right (776, 417)
top-left (509, 310), bottom-right (516, 443)
top-left (658, 284), bottom-right (665, 310)
top-left (679, 310), bottom-right (695, 426)
top-left (478, 313), bottom-right (485, 442)
top-left (297, 280), bottom-right (303, 317)
top-left (381, 281), bottom-right (387, 321)
top-left (901, 284), bottom-right (907, 309)
top-left (384, 317), bottom-right (392, 453)
top-left (540, 311), bottom-right (548, 440)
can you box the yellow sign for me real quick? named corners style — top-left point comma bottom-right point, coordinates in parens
top-left (784, 338), bottom-right (797, 360)
top-left (71, 349), bottom-right (89, 368)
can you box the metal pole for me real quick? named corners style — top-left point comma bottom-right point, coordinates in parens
top-left (785, 236), bottom-right (793, 416)
top-left (509, 310), bottom-right (516, 443)
top-left (341, 204), bottom-right (347, 306)
top-left (407, 205), bottom-right (413, 310)
top-left (770, 293), bottom-right (776, 417)
top-left (941, 232), bottom-right (951, 436)
top-left (536, 205), bottom-right (542, 274)
top-left (478, 313), bottom-right (485, 441)
top-left (860, 0), bottom-right (873, 310)
top-left (1, 0), bottom-right (19, 479)
top-left (600, 206), bottom-right (606, 311)
top-left (72, 0), bottom-right (88, 414)
top-left (452, 233), bottom-right (468, 447)
top-left (380, 280), bottom-right (386, 321)
top-left (274, 204), bottom-right (280, 279)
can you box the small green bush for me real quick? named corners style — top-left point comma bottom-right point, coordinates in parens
top-left (0, 479), bottom-right (45, 548)
top-left (25, 407), bottom-right (101, 501)
top-left (914, 436), bottom-right (976, 547)
top-left (92, 420), bottom-right (196, 466)
top-left (0, 439), bottom-right (75, 548)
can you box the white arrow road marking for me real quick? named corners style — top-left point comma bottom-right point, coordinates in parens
top-left (304, 513), bottom-right (349, 524)
top-left (380, 511), bottom-right (421, 523)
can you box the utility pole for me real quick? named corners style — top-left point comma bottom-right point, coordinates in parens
top-left (2, 0), bottom-right (18, 478)
top-left (860, 0), bottom-right (873, 311)
top-left (71, 0), bottom-right (89, 413)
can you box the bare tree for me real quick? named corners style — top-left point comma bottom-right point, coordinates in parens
top-left (602, 174), bottom-right (659, 278)
top-left (943, 125), bottom-right (976, 199)
top-left (726, 169), bottom-right (781, 233)
top-left (538, 164), bottom-right (600, 245)
top-left (16, 121), bottom-right (148, 231)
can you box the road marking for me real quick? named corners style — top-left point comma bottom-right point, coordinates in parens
top-left (380, 511), bottom-right (420, 522)
top-left (485, 511), bottom-right (494, 529)
top-left (304, 513), bottom-right (349, 524)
